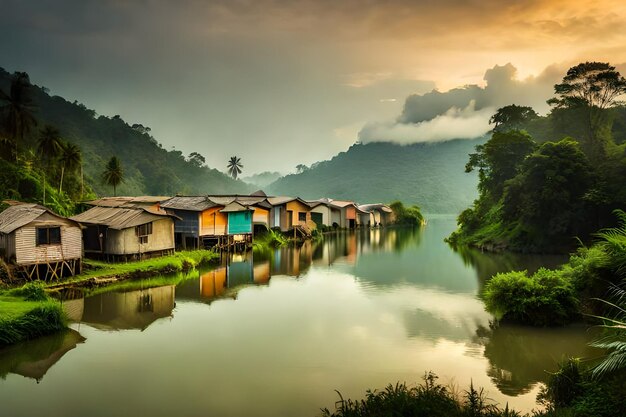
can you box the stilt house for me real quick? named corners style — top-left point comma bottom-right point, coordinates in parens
top-left (0, 202), bottom-right (83, 280)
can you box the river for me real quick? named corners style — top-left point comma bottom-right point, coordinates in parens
top-left (0, 217), bottom-right (599, 416)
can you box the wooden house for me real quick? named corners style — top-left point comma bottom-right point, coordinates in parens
top-left (160, 196), bottom-right (224, 249)
top-left (71, 206), bottom-right (176, 261)
top-left (0, 202), bottom-right (83, 280)
top-left (357, 204), bottom-right (394, 226)
top-left (267, 196), bottom-right (317, 235)
top-left (326, 200), bottom-right (361, 228)
top-left (307, 199), bottom-right (342, 228)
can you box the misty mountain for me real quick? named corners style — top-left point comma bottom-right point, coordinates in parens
top-left (267, 139), bottom-right (483, 214)
top-left (241, 171), bottom-right (283, 188)
top-left (0, 68), bottom-right (252, 198)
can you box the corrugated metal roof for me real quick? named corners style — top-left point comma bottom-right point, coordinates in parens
top-left (70, 206), bottom-right (174, 230)
top-left (86, 196), bottom-right (169, 208)
top-left (328, 200), bottom-right (356, 208)
top-left (160, 196), bottom-right (217, 211)
top-left (0, 203), bottom-right (76, 234)
top-left (220, 202), bottom-right (250, 213)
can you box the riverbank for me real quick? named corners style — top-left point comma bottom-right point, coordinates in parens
top-left (0, 250), bottom-right (220, 347)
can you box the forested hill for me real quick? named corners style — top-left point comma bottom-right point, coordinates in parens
top-left (0, 68), bottom-right (252, 197)
top-left (267, 139), bottom-right (484, 214)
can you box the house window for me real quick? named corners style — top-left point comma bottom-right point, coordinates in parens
top-left (135, 223), bottom-right (153, 237)
top-left (136, 222), bottom-right (152, 244)
top-left (36, 227), bottom-right (61, 246)
top-left (298, 212), bottom-right (307, 222)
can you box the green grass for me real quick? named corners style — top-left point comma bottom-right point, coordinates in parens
top-left (0, 293), bottom-right (66, 347)
top-left (57, 250), bottom-right (219, 286)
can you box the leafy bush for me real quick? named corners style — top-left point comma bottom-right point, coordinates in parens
top-left (483, 268), bottom-right (579, 326)
top-left (6, 281), bottom-right (49, 301)
top-left (390, 201), bottom-right (424, 226)
top-left (0, 301), bottom-right (66, 347)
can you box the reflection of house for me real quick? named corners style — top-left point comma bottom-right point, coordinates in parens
top-left (199, 267), bottom-right (227, 298)
top-left (0, 202), bottom-right (83, 280)
top-left (0, 329), bottom-right (85, 382)
top-left (80, 285), bottom-right (175, 330)
top-left (267, 197), bottom-right (316, 234)
top-left (71, 206), bottom-right (176, 261)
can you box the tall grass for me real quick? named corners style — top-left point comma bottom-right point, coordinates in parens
top-left (0, 301), bottom-right (66, 347)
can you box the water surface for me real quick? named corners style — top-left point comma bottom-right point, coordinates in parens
top-left (0, 218), bottom-right (598, 416)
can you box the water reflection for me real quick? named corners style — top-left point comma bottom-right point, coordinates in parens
top-left (476, 324), bottom-right (600, 396)
top-left (0, 329), bottom-right (85, 382)
top-left (80, 285), bottom-right (175, 331)
top-left (0, 219), bottom-right (598, 417)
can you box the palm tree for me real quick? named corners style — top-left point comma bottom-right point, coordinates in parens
top-left (227, 156), bottom-right (243, 179)
top-left (102, 156), bottom-right (124, 196)
top-left (0, 72), bottom-right (37, 160)
top-left (37, 125), bottom-right (63, 204)
top-left (58, 141), bottom-right (81, 194)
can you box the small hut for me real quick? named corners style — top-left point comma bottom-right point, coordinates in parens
top-left (71, 206), bottom-right (176, 261)
top-left (267, 196), bottom-right (317, 236)
top-left (0, 202), bottom-right (83, 280)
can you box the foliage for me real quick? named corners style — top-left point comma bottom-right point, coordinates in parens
top-left (389, 201), bottom-right (424, 226)
top-left (451, 62), bottom-right (626, 253)
top-left (227, 156), bottom-right (243, 179)
top-left (0, 68), bottom-right (252, 197)
top-left (0, 300), bottom-right (66, 347)
top-left (538, 358), bottom-right (626, 417)
top-left (6, 281), bottom-right (49, 301)
top-left (588, 281), bottom-right (626, 378)
top-left (465, 130), bottom-right (536, 200)
top-left (253, 229), bottom-right (290, 251)
top-left (102, 155), bottom-right (124, 196)
top-left (0, 71), bottom-right (37, 159)
top-left (490, 105), bottom-right (538, 132)
top-left (319, 372), bottom-right (568, 417)
top-left (483, 268), bottom-right (579, 326)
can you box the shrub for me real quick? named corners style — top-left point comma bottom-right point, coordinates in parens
top-left (180, 257), bottom-right (196, 272)
top-left (0, 302), bottom-right (66, 347)
top-left (7, 281), bottom-right (49, 301)
top-left (483, 268), bottom-right (579, 326)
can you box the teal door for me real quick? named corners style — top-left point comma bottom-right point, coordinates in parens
top-left (228, 211), bottom-right (252, 234)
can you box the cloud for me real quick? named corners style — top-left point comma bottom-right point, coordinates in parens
top-left (359, 100), bottom-right (493, 144)
top-left (359, 62), bottom-right (563, 144)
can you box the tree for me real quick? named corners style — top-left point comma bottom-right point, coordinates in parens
top-left (502, 138), bottom-right (593, 244)
top-left (58, 141), bottom-right (81, 194)
top-left (466, 130), bottom-right (536, 199)
top-left (227, 156), bottom-right (243, 179)
top-left (0, 72), bottom-right (37, 160)
top-left (548, 62), bottom-right (626, 160)
top-left (37, 125), bottom-right (63, 204)
top-left (489, 105), bottom-right (538, 132)
top-left (102, 156), bottom-right (124, 196)
top-left (295, 164), bottom-right (309, 174)
top-left (188, 152), bottom-right (206, 168)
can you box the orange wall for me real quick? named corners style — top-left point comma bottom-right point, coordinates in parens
top-left (200, 207), bottom-right (228, 236)
top-left (345, 206), bottom-right (356, 220)
top-left (252, 207), bottom-right (270, 225)
top-left (286, 200), bottom-right (311, 226)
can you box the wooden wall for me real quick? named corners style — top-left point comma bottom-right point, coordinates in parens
top-left (200, 207), bottom-right (228, 236)
top-left (13, 215), bottom-right (82, 265)
top-left (106, 218), bottom-right (175, 255)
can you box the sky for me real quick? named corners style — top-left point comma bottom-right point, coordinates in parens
top-left (1, 0), bottom-right (626, 174)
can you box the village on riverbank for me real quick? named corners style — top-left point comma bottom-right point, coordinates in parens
top-left (0, 191), bottom-right (400, 283)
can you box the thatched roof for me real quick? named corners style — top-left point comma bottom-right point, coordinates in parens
top-left (70, 206), bottom-right (176, 230)
top-left (0, 203), bottom-right (77, 234)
